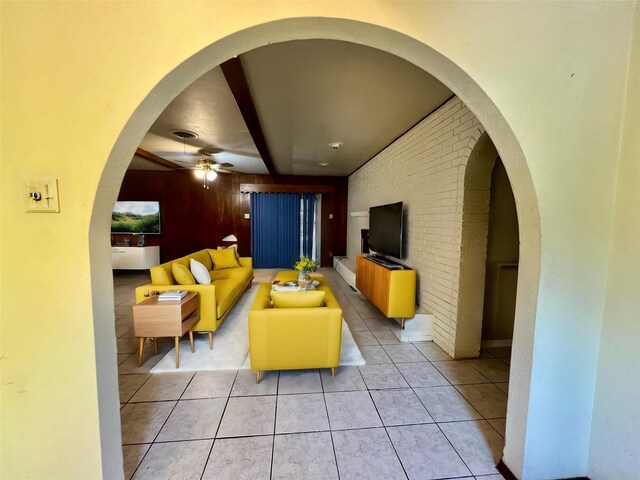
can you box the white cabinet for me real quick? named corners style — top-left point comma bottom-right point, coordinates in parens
top-left (111, 246), bottom-right (160, 270)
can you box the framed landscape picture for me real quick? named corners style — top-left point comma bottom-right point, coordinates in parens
top-left (111, 201), bottom-right (161, 234)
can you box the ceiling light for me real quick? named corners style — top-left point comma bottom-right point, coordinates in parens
top-left (319, 162), bottom-right (330, 167)
top-left (193, 158), bottom-right (218, 189)
top-left (329, 142), bottom-right (343, 150)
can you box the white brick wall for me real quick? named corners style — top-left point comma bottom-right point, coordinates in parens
top-left (347, 97), bottom-right (495, 357)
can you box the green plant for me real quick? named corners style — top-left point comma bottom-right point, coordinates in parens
top-left (294, 255), bottom-right (316, 272)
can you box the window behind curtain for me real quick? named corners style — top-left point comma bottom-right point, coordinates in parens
top-left (250, 193), bottom-right (318, 268)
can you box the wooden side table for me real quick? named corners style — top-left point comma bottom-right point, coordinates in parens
top-left (133, 292), bottom-right (199, 368)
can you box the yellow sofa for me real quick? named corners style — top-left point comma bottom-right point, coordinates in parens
top-left (249, 272), bottom-right (342, 382)
top-left (135, 249), bottom-right (253, 346)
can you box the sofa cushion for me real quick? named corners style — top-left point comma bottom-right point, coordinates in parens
top-left (191, 249), bottom-right (213, 270)
top-left (150, 249), bottom-right (212, 285)
top-left (190, 258), bottom-right (212, 284)
top-left (271, 290), bottom-right (326, 308)
top-left (210, 247), bottom-right (241, 270)
top-left (227, 244), bottom-right (241, 260)
top-left (150, 263), bottom-right (174, 285)
top-left (214, 279), bottom-right (244, 317)
top-left (210, 266), bottom-right (252, 285)
top-left (172, 263), bottom-right (195, 285)
top-left (211, 244), bottom-right (240, 259)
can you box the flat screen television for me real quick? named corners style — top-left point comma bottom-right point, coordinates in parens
top-left (368, 201), bottom-right (403, 258)
top-left (111, 201), bottom-right (161, 234)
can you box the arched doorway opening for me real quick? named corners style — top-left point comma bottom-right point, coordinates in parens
top-left (90, 18), bottom-right (540, 478)
top-left (454, 131), bottom-right (501, 358)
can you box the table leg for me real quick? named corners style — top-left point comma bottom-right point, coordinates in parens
top-left (189, 331), bottom-right (194, 352)
top-left (138, 337), bottom-right (146, 367)
top-left (175, 337), bottom-right (180, 368)
top-left (208, 332), bottom-right (213, 349)
top-left (153, 337), bottom-right (158, 355)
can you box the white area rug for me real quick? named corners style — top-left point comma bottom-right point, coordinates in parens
top-left (151, 284), bottom-right (366, 373)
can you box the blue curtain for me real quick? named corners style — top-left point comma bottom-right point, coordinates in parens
top-left (251, 193), bottom-right (301, 268)
top-left (301, 194), bottom-right (315, 258)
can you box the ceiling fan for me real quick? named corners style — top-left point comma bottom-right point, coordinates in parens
top-left (134, 147), bottom-right (244, 187)
top-left (192, 150), bottom-right (241, 189)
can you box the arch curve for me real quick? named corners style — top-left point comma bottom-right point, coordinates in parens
top-left (90, 17), bottom-right (540, 478)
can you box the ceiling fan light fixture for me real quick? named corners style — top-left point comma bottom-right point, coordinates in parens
top-left (194, 158), bottom-right (219, 189)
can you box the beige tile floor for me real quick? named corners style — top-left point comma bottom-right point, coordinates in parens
top-left (114, 267), bottom-right (509, 480)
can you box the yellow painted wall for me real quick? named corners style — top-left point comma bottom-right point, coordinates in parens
top-left (1, 1), bottom-right (637, 479)
top-left (589, 6), bottom-right (640, 478)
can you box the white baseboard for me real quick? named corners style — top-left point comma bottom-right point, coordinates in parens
top-left (333, 257), bottom-right (357, 290)
top-left (481, 339), bottom-right (513, 348)
top-left (393, 313), bottom-right (434, 342)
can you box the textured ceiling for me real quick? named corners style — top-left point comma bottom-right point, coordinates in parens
top-left (242, 40), bottom-right (452, 176)
top-left (138, 66), bottom-right (267, 174)
top-left (134, 40), bottom-right (452, 177)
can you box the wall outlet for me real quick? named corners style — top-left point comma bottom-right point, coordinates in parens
top-left (244, 213), bottom-right (250, 219)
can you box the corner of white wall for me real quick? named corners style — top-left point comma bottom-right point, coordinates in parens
top-left (588, 5), bottom-right (640, 478)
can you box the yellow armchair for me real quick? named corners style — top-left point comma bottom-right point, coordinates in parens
top-left (249, 281), bottom-right (342, 382)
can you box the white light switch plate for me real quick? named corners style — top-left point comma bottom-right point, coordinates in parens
top-left (24, 179), bottom-right (60, 213)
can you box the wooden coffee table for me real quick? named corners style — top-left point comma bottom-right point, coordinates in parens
top-left (133, 292), bottom-right (199, 368)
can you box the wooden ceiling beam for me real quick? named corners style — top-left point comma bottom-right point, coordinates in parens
top-left (220, 57), bottom-right (279, 177)
top-left (135, 148), bottom-right (183, 170)
top-left (239, 184), bottom-right (334, 194)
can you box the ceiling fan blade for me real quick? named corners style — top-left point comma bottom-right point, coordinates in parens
top-left (200, 148), bottom-right (224, 156)
top-left (215, 167), bottom-right (242, 175)
top-left (218, 162), bottom-right (234, 168)
top-left (170, 159), bottom-right (197, 167)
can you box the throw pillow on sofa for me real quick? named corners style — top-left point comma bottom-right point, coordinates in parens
top-left (215, 244), bottom-right (240, 261)
top-left (226, 244), bottom-right (241, 261)
top-left (210, 247), bottom-right (241, 270)
top-left (190, 258), bottom-right (212, 284)
top-left (172, 263), bottom-right (196, 285)
top-left (271, 290), bottom-right (326, 308)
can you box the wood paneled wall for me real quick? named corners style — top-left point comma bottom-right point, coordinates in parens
top-left (116, 170), bottom-right (348, 265)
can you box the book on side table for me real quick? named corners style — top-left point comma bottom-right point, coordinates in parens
top-left (158, 290), bottom-right (188, 301)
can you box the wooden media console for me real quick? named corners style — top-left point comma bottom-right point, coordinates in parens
top-left (355, 254), bottom-right (416, 329)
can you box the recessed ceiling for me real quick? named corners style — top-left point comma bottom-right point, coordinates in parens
top-left (138, 66), bottom-right (267, 174)
top-left (241, 40), bottom-right (452, 176)
top-left (134, 40), bottom-right (452, 177)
